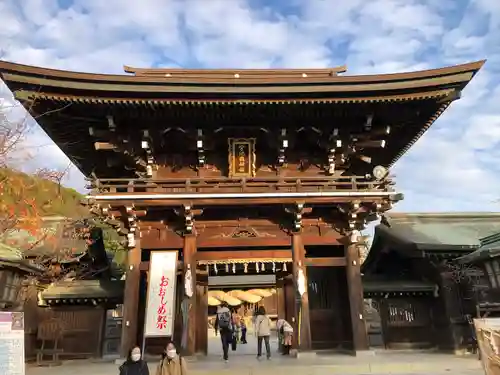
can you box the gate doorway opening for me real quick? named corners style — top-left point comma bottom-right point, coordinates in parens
top-left (207, 274), bottom-right (279, 357)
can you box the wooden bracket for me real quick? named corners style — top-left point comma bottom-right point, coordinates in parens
top-left (173, 205), bottom-right (204, 235)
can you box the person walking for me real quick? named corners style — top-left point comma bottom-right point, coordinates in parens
top-left (119, 346), bottom-right (149, 375)
top-left (215, 301), bottom-right (233, 362)
top-left (240, 318), bottom-right (248, 344)
top-left (254, 306), bottom-right (271, 360)
top-left (156, 341), bottom-right (187, 375)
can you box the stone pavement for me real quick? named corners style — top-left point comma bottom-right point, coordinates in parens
top-left (26, 351), bottom-right (485, 375)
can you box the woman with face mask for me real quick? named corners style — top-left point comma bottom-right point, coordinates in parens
top-left (156, 342), bottom-right (187, 375)
top-left (119, 346), bottom-right (149, 375)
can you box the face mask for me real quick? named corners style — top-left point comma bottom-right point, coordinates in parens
top-left (131, 353), bottom-right (141, 362)
top-left (167, 349), bottom-right (177, 358)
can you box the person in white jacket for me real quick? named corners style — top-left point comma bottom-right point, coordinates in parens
top-left (254, 306), bottom-right (272, 360)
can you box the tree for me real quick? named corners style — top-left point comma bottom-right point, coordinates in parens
top-left (0, 96), bottom-right (85, 279)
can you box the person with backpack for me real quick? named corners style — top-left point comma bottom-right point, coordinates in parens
top-left (214, 301), bottom-right (233, 362)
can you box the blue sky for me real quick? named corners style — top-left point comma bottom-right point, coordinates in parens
top-left (1, 0), bottom-right (500, 212)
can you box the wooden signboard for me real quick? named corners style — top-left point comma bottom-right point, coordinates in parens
top-left (0, 312), bottom-right (25, 375)
top-left (228, 138), bottom-right (256, 178)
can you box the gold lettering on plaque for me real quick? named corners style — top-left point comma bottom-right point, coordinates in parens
top-left (228, 138), bottom-right (256, 177)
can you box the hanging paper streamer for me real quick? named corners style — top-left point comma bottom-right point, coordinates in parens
top-left (256, 262), bottom-right (259, 273)
top-left (261, 263), bottom-right (265, 272)
top-left (214, 264), bottom-right (218, 274)
top-left (232, 263), bottom-right (236, 274)
top-left (283, 262), bottom-right (287, 272)
top-left (225, 264), bottom-right (229, 273)
top-left (244, 263), bottom-right (248, 273)
top-left (272, 262), bottom-right (276, 273)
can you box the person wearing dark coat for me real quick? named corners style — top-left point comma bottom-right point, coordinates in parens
top-left (119, 346), bottom-right (150, 375)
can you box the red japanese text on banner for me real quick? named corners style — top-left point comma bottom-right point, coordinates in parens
top-left (144, 251), bottom-right (178, 337)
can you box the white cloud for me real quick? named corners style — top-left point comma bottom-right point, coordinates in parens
top-left (0, 0), bottom-right (499, 213)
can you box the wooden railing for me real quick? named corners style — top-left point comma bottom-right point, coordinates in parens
top-left (88, 176), bottom-right (395, 194)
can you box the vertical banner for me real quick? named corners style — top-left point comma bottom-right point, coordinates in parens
top-left (144, 251), bottom-right (178, 337)
top-left (0, 312), bottom-right (25, 375)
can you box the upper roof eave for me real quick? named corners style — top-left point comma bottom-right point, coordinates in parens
top-left (0, 60), bottom-right (486, 93)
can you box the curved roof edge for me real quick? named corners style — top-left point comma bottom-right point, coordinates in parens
top-left (124, 64), bottom-right (349, 77)
top-left (0, 59), bottom-right (486, 86)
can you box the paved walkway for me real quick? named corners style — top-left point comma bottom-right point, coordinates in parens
top-left (26, 331), bottom-right (484, 375)
top-left (26, 351), bottom-right (484, 375)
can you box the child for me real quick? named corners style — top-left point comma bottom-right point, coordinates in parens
top-left (277, 319), bottom-right (293, 355)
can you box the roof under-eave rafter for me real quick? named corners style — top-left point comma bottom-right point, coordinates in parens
top-left (0, 60), bottom-right (485, 98)
top-left (362, 212), bottom-right (500, 272)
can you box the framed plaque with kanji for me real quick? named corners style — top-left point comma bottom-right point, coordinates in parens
top-left (228, 138), bottom-right (256, 178)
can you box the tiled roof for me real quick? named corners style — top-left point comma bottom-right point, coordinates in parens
top-left (380, 212), bottom-right (500, 249)
top-left (457, 232), bottom-right (500, 264)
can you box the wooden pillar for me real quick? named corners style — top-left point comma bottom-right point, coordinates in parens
top-left (276, 278), bottom-right (286, 319)
top-left (345, 241), bottom-right (369, 352)
top-left (195, 278), bottom-right (208, 355)
top-left (120, 240), bottom-right (141, 357)
top-left (183, 235), bottom-right (197, 355)
top-left (276, 278), bottom-right (286, 353)
top-left (291, 233), bottom-right (312, 351)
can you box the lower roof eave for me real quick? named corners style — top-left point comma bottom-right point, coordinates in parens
top-left (88, 191), bottom-right (403, 207)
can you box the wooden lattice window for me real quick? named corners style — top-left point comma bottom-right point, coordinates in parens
top-left (307, 267), bottom-right (335, 310)
top-left (386, 300), bottom-right (429, 327)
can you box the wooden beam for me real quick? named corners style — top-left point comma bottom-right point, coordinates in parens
top-left (197, 249), bottom-right (291, 261)
top-left (305, 257), bottom-right (346, 267)
top-left (92, 196), bottom-right (390, 207)
top-left (94, 142), bottom-right (117, 150)
top-left (139, 256), bottom-right (346, 268)
top-left (197, 235), bottom-right (340, 248)
top-left (139, 261), bottom-right (183, 271)
top-left (120, 240), bottom-right (141, 357)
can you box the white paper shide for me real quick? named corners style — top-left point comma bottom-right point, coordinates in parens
top-left (144, 251), bottom-right (178, 337)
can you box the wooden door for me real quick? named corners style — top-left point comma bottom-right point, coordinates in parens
top-left (307, 266), bottom-right (349, 349)
top-left (380, 297), bottom-right (433, 348)
top-left (102, 308), bottom-right (123, 358)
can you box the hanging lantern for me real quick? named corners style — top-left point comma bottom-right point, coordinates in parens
top-left (244, 263), bottom-right (248, 273)
top-left (283, 262), bottom-right (287, 272)
top-left (232, 263), bottom-right (236, 274)
top-left (225, 264), bottom-right (229, 273)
